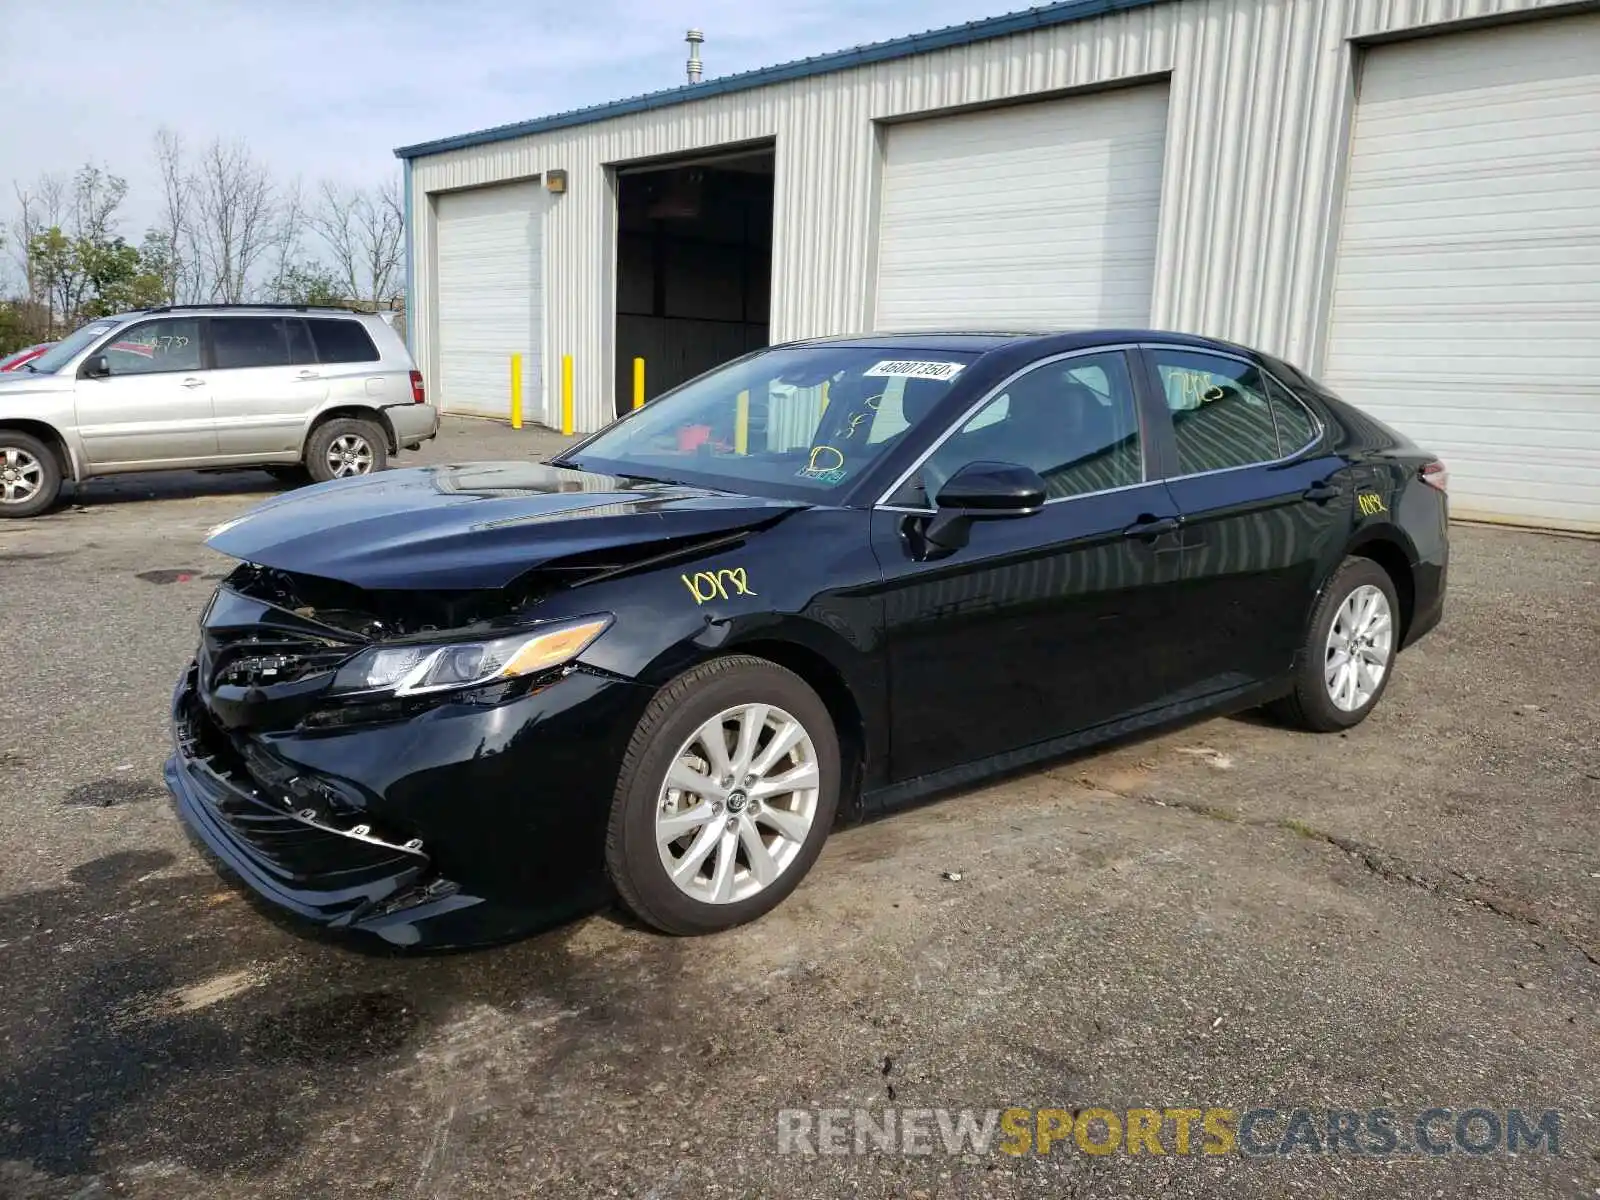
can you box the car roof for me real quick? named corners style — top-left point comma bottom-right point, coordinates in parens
top-left (779, 329), bottom-right (1250, 355)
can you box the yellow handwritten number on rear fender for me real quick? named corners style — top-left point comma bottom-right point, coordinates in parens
top-left (1358, 493), bottom-right (1388, 517)
top-left (682, 568), bottom-right (758, 605)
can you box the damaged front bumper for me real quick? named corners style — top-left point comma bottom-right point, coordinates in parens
top-left (166, 656), bottom-right (653, 948)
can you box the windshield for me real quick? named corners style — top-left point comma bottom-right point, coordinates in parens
top-left (563, 345), bottom-right (976, 499)
top-left (26, 319), bottom-right (123, 374)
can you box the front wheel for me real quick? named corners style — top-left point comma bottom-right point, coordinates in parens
top-left (1268, 556), bottom-right (1400, 732)
top-left (606, 656), bottom-right (840, 935)
top-left (0, 432), bottom-right (62, 519)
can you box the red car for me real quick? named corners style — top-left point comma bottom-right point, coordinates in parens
top-left (0, 343), bottom-right (54, 372)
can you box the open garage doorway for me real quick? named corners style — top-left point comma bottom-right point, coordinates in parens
top-left (613, 145), bottom-right (773, 416)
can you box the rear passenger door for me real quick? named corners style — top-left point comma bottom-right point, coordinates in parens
top-left (1140, 345), bottom-right (1349, 697)
top-left (209, 317), bottom-right (326, 456)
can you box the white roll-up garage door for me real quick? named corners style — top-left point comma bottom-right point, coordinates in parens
top-left (874, 85), bottom-right (1169, 331)
top-left (1324, 15), bottom-right (1600, 532)
top-left (435, 180), bottom-right (543, 420)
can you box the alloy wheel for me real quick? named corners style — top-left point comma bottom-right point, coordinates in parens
top-left (1325, 584), bottom-right (1393, 712)
top-left (655, 703), bottom-right (820, 905)
top-left (326, 433), bottom-right (375, 478)
top-left (0, 447), bottom-right (44, 506)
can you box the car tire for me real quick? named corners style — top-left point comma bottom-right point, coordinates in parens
top-left (0, 431), bottom-right (62, 519)
top-left (1268, 556), bottom-right (1401, 733)
top-left (305, 418), bottom-right (387, 483)
top-left (606, 655), bottom-right (841, 935)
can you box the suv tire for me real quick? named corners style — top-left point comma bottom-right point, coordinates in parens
top-left (305, 418), bottom-right (387, 483)
top-left (0, 431), bottom-right (62, 519)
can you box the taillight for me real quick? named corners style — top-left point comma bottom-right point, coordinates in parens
top-left (409, 370), bottom-right (426, 404)
top-left (1420, 461), bottom-right (1448, 493)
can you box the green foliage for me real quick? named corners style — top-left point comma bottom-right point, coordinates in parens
top-left (0, 302), bottom-right (33, 356)
top-left (23, 224), bottom-right (171, 324)
top-left (271, 261), bottom-right (345, 306)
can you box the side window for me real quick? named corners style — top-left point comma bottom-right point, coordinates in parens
top-left (100, 319), bottom-right (202, 376)
top-left (307, 319), bottom-right (380, 364)
top-left (284, 319), bottom-right (318, 366)
top-left (1265, 374), bottom-right (1319, 455)
top-left (212, 318), bottom-right (291, 370)
top-left (1151, 350), bottom-right (1281, 475)
top-left (895, 351), bottom-right (1143, 504)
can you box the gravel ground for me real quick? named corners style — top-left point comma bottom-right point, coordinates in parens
top-left (0, 417), bottom-right (1594, 1199)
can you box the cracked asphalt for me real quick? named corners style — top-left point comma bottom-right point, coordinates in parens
top-left (0, 418), bottom-right (1595, 1199)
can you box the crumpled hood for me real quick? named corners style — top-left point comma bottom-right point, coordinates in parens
top-left (207, 461), bottom-right (806, 590)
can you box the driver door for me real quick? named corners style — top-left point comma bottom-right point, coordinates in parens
top-left (73, 317), bottom-right (216, 467)
top-left (869, 349), bottom-right (1184, 783)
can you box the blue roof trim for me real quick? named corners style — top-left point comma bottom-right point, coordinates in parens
top-left (394, 0), bottom-right (1165, 160)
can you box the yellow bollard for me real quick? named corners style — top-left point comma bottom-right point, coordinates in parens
top-left (561, 354), bottom-right (574, 436)
top-left (734, 390), bottom-right (749, 454)
top-left (632, 358), bottom-right (645, 410)
top-left (509, 353), bottom-right (523, 430)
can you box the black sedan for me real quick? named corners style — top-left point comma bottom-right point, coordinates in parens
top-left (167, 330), bottom-right (1448, 946)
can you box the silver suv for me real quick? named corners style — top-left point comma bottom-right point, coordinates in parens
top-left (0, 304), bottom-right (439, 518)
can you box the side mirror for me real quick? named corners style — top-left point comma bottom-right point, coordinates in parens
top-left (81, 354), bottom-right (110, 379)
top-left (924, 460), bottom-right (1046, 551)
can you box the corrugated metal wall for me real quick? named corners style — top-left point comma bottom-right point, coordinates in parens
top-left (408, 0), bottom-right (1569, 432)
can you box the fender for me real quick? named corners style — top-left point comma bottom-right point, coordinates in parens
top-left (301, 402), bottom-right (397, 452)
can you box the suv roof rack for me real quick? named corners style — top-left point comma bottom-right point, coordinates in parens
top-left (139, 303), bottom-right (368, 315)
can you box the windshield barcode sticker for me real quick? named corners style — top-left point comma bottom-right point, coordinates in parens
top-left (863, 360), bottom-right (965, 381)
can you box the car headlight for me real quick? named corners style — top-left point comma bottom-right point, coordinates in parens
top-left (329, 615), bottom-right (612, 698)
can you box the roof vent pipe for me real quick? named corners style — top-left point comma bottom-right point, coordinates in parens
top-left (686, 29), bottom-right (704, 83)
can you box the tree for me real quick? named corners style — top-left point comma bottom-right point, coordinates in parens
top-left (273, 260), bottom-right (345, 306)
top-left (311, 178), bottom-right (404, 308)
top-left (152, 127), bottom-right (194, 303)
top-left (6, 133), bottom-right (406, 324)
top-left (193, 138), bottom-right (275, 303)
top-left (9, 175), bottom-right (66, 333)
top-left (78, 237), bottom-right (166, 316)
top-left (28, 227), bottom-right (85, 328)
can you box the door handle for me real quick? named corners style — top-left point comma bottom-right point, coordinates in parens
top-left (1122, 515), bottom-right (1180, 540)
top-left (179, 377), bottom-right (205, 389)
top-left (1302, 480), bottom-right (1339, 503)
top-left (295, 370), bottom-right (322, 381)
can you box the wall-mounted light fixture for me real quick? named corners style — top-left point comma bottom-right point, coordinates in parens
top-left (546, 170), bottom-right (568, 194)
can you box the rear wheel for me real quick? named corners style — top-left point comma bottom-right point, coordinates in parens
top-left (1268, 556), bottom-right (1400, 732)
top-left (305, 418), bottom-right (387, 483)
top-left (0, 432), bottom-right (61, 518)
top-left (606, 656), bottom-right (840, 935)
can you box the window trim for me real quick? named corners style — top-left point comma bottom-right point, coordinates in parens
top-left (1138, 342), bottom-right (1326, 482)
top-left (874, 344), bottom-right (1149, 513)
top-left (86, 317), bottom-right (206, 378)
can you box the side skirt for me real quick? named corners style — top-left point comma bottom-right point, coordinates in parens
top-left (859, 677), bottom-right (1289, 818)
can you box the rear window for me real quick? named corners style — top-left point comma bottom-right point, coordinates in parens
top-left (308, 319), bottom-right (380, 364)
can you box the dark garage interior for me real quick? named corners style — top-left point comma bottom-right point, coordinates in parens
top-left (613, 146), bottom-right (774, 415)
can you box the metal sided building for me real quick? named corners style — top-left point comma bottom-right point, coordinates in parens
top-left (395, 0), bottom-right (1599, 532)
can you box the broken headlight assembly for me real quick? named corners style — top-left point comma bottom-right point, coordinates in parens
top-left (328, 615), bottom-right (612, 699)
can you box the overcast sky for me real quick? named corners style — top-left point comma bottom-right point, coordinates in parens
top-left (2, 0), bottom-right (1008, 243)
